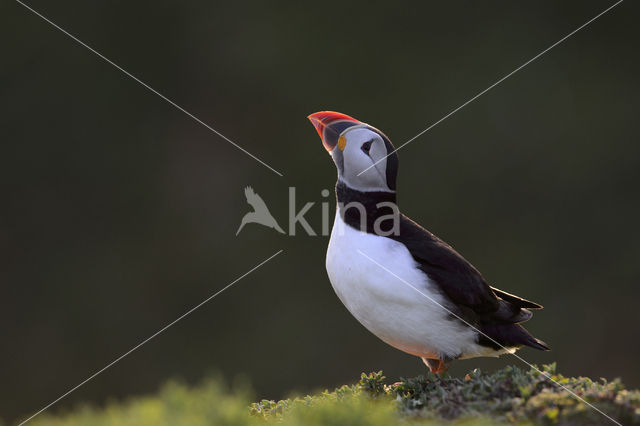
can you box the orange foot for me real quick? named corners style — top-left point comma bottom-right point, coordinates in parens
top-left (421, 357), bottom-right (450, 374)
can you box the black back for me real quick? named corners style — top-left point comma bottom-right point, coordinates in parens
top-left (336, 181), bottom-right (549, 353)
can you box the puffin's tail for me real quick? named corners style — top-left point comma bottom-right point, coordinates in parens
top-left (479, 323), bottom-right (550, 351)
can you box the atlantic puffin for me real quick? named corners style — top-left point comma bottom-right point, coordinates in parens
top-left (308, 111), bottom-right (549, 373)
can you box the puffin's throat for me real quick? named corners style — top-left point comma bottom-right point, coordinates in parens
top-left (335, 180), bottom-right (399, 235)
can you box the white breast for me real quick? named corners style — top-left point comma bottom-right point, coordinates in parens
top-left (326, 211), bottom-right (493, 360)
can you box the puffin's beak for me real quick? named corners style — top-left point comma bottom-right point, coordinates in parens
top-left (307, 111), bottom-right (361, 152)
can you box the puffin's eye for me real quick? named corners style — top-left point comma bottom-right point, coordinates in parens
top-left (361, 140), bottom-right (373, 154)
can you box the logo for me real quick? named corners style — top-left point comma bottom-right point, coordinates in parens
top-left (236, 186), bottom-right (400, 237)
top-left (236, 186), bottom-right (285, 235)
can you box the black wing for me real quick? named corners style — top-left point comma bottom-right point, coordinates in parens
top-left (393, 215), bottom-right (499, 313)
top-left (490, 287), bottom-right (542, 310)
top-left (392, 214), bottom-right (549, 351)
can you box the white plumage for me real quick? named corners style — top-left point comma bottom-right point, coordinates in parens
top-left (326, 210), bottom-right (506, 360)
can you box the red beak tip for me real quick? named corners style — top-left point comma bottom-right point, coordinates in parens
top-left (307, 111), bottom-right (362, 152)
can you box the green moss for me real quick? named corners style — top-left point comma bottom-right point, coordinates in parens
top-left (253, 364), bottom-right (639, 425)
top-left (27, 364), bottom-right (640, 426)
top-left (386, 363), bottom-right (639, 424)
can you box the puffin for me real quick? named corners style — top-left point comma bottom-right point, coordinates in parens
top-left (307, 111), bottom-right (549, 373)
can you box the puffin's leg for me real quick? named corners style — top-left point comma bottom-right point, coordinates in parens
top-left (421, 357), bottom-right (453, 374)
top-left (421, 357), bottom-right (442, 374)
top-left (438, 358), bottom-right (453, 374)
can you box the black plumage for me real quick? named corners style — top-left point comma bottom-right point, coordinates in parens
top-left (336, 181), bottom-right (549, 353)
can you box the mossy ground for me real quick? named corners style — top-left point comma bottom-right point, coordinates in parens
top-left (23, 364), bottom-right (640, 426)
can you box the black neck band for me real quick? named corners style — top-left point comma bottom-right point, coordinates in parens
top-left (335, 181), bottom-right (399, 234)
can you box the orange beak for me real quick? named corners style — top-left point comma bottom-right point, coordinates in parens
top-left (307, 111), bottom-right (362, 152)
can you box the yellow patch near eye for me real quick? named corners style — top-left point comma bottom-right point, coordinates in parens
top-left (338, 135), bottom-right (347, 151)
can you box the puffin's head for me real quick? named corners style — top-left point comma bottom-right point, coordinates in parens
top-left (308, 111), bottom-right (398, 193)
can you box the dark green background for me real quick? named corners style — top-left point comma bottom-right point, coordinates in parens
top-left (2, 0), bottom-right (639, 423)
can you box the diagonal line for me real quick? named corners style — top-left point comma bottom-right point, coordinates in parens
top-left (358, 0), bottom-right (624, 176)
top-left (15, 0), bottom-right (283, 177)
top-left (357, 249), bottom-right (622, 426)
top-left (17, 249), bottom-right (284, 426)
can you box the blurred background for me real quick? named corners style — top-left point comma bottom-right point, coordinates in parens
top-left (2, 0), bottom-right (639, 423)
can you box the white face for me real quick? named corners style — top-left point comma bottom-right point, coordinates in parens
top-left (331, 127), bottom-right (393, 192)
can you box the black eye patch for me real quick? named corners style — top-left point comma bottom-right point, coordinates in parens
top-left (361, 140), bottom-right (373, 154)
